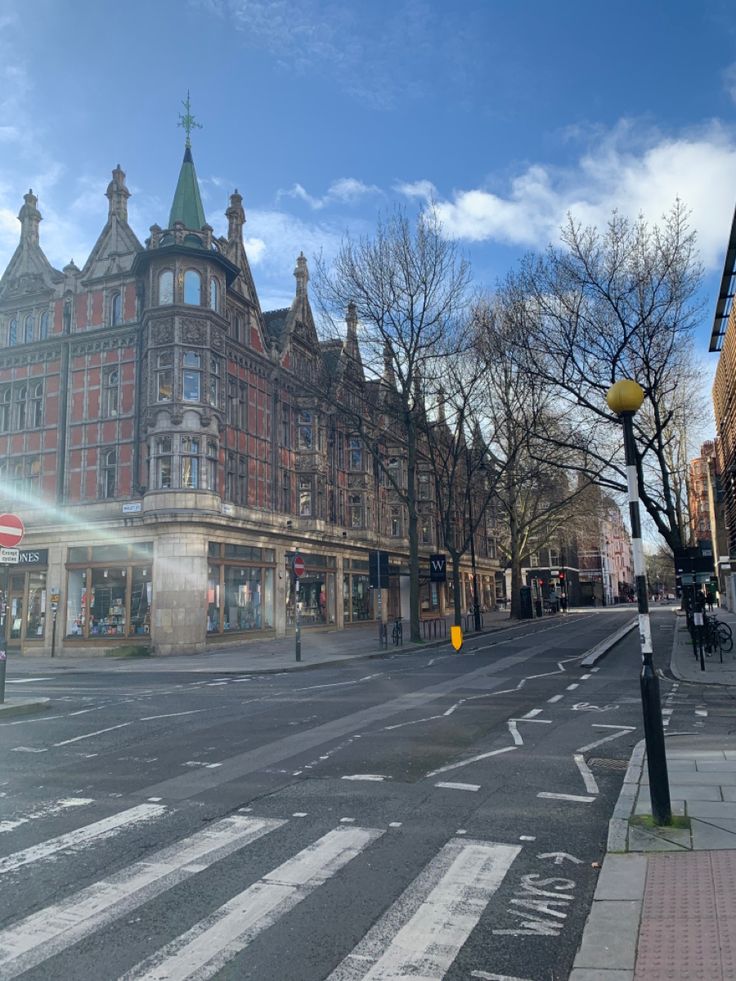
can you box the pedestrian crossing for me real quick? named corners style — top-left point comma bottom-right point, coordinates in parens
top-left (0, 799), bottom-right (523, 980)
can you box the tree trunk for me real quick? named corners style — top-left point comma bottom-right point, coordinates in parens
top-left (407, 419), bottom-right (421, 643)
top-left (509, 516), bottom-right (523, 620)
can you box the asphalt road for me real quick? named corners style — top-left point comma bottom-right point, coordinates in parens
top-left (0, 610), bottom-right (693, 981)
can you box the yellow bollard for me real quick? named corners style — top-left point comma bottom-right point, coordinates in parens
top-left (450, 625), bottom-right (463, 652)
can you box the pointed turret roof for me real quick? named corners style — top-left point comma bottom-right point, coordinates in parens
top-left (80, 165), bottom-right (143, 281)
top-left (168, 144), bottom-right (206, 230)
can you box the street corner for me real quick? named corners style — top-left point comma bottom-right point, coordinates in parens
top-left (0, 696), bottom-right (50, 718)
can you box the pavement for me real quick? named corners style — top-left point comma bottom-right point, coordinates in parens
top-left (571, 606), bottom-right (736, 981)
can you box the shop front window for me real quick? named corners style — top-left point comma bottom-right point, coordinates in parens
top-left (89, 568), bottom-right (127, 636)
top-left (351, 574), bottom-right (371, 621)
top-left (223, 566), bottom-right (274, 631)
top-left (130, 567), bottom-right (152, 635)
top-left (207, 566), bottom-right (221, 633)
top-left (66, 569), bottom-right (88, 637)
top-left (26, 571), bottom-right (47, 638)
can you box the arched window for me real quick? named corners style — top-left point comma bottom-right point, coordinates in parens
top-left (8, 319), bottom-right (17, 347)
top-left (110, 292), bottom-right (122, 325)
top-left (24, 315), bottom-right (34, 343)
top-left (101, 448), bottom-right (117, 499)
top-left (158, 270), bottom-right (174, 305)
top-left (0, 388), bottom-right (10, 432)
top-left (39, 311), bottom-right (49, 340)
top-left (184, 270), bottom-right (201, 305)
top-left (14, 385), bottom-right (27, 430)
top-left (31, 383), bottom-right (43, 428)
top-left (210, 278), bottom-right (219, 312)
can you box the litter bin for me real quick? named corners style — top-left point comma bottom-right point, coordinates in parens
top-left (519, 586), bottom-right (533, 619)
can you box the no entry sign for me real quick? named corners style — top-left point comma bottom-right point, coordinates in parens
top-left (293, 554), bottom-right (305, 578)
top-left (0, 513), bottom-right (24, 549)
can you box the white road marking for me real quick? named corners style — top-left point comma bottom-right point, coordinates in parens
top-left (123, 825), bottom-right (383, 981)
top-left (471, 972), bottom-right (535, 981)
top-left (0, 797), bottom-right (93, 834)
top-left (580, 673), bottom-right (592, 680)
top-left (0, 815), bottom-right (283, 976)
top-left (327, 837), bottom-right (520, 980)
top-left (695, 709), bottom-right (708, 717)
top-left (508, 721), bottom-right (523, 745)
top-left (573, 754), bottom-right (599, 795)
top-left (293, 812), bottom-right (307, 817)
top-left (519, 835), bottom-right (536, 841)
top-left (590, 667), bottom-right (600, 672)
top-left (0, 803), bottom-right (166, 875)
top-left (576, 727), bottom-right (635, 753)
top-left (537, 851), bottom-right (583, 865)
top-left (5, 678), bottom-right (52, 684)
top-left (11, 747), bottom-right (47, 753)
top-left (566, 683), bottom-right (579, 690)
top-left (340, 817), bottom-right (356, 823)
top-left (521, 709), bottom-right (542, 718)
top-left (547, 694), bottom-right (563, 703)
top-left (426, 745), bottom-right (517, 778)
top-left (206, 682), bottom-right (228, 687)
top-left (341, 775), bottom-right (386, 782)
top-left (52, 722), bottom-right (132, 747)
top-left (537, 792), bottom-right (596, 803)
top-left (592, 724), bottom-right (636, 729)
top-left (182, 761), bottom-right (222, 769)
top-left (435, 782), bottom-right (480, 792)
top-left (139, 710), bottom-right (208, 721)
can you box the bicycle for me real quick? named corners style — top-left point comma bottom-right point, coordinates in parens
top-left (705, 614), bottom-right (733, 658)
top-left (391, 617), bottom-right (403, 646)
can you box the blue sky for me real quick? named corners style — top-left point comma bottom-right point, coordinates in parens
top-left (1, 0), bottom-right (736, 362)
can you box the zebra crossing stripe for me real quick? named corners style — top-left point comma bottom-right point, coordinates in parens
top-left (122, 825), bottom-right (384, 981)
top-left (327, 838), bottom-right (521, 980)
top-left (0, 814), bottom-right (284, 978)
top-left (0, 803), bottom-right (166, 875)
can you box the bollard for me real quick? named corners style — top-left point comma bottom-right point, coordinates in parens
top-left (0, 650), bottom-right (6, 704)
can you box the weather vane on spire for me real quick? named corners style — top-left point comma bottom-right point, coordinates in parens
top-left (178, 90), bottom-right (202, 147)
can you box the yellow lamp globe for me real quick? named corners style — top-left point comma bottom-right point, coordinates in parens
top-left (606, 379), bottom-right (645, 415)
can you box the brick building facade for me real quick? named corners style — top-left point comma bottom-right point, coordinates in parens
top-left (0, 142), bottom-right (500, 655)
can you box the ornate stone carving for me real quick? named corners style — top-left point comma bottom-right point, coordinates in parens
top-left (181, 319), bottom-right (207, 345)
top-left (152, 320), bottom-right (175, 345)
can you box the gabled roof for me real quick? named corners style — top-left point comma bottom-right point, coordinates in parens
top-left (168, 145), bottom-right (206, 230)
top-left (80, 166), bottom-right (143, 282)
top-left (0, 190), bottom-right (63, 302)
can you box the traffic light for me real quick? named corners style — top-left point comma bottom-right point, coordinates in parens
top-left (559, 572), bottom-right (565, 580)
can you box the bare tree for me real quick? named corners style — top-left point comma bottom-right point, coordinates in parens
top-left (314, 208), bottom-right (471, 642)
top-left (510, 201), bottom-right (704, 552)
top-left (474, 298), bottom-right (598, 618)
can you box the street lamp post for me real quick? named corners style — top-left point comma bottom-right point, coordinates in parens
top-left (607, 380), bottom-right (671, 825)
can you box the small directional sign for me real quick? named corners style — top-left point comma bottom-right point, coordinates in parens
top-left (0, 548), bottom-right (19, 564)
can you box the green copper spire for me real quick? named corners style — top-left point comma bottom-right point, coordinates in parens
top-left (168, 92), bottom-right (206, 230)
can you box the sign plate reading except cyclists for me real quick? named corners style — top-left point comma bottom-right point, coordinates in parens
top-left (0, 513), bottom-right (24, 549)
top-left (0, 548), bottom-right (19, 564)
top-left (293, 554), bottom-right (305, 578)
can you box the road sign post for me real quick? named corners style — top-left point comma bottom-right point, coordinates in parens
top-left (293, 553), bottom-right (305, 662)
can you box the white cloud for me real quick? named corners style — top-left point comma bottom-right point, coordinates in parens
top-left (244, 236), bottom-right (266, 263)
top-left (402, 122), bottom-right (736, 270)
top-left (277, 178), bottom-right (381, 210)
top-left (393, 179), bottom-right (437, 201)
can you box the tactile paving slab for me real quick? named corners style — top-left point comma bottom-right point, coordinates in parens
top-left (634, 851), bottom-right (736, 980)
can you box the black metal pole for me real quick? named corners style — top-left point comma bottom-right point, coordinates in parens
top-left (621, 410), bottom-right (671, 825)
top-left (468, 491), bottom-right (481, 632)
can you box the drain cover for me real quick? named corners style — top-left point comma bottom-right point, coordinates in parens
top-left (588, 757), bottom-right (628, 770)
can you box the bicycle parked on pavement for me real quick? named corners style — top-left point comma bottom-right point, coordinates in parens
top-left (703, 614), bottom-right (733, 661)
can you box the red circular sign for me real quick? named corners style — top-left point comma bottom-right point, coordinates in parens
top-left (293, 554), bottom-right (305, 578)
top-left (0, 513), bottom-right (24, 548)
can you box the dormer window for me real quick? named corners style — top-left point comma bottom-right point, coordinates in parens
top-left (210, 278), bottom-right (219, 312)
top-left (110, 292), bottom-right (122, 326)
top-left (184, 269), bottom-right (201, 305)
top-left (158, 270), bottom-right (174, 305)
top-left (24, 315), bottom-right (34, 343)
top-left (8, 319), bottom-right (17, 347)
